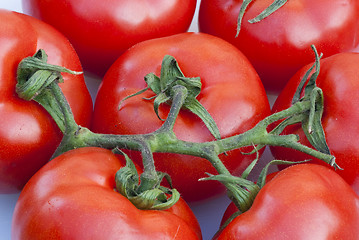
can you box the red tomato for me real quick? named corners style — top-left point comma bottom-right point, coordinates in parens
top-left (198, 0), bottom-right (359, 93)
top-left (12, 147), bottom-right (202, 240)
top-left (215, 164), bottom-right (359, 239)
top-left (270, 52), bottom-right (359, 195)
top-left (22, 0), bottom-right (197, 76)
top-left (91, 32), bottom-right (271, 201)
top-left (0, 10), bottom-right (93, 193)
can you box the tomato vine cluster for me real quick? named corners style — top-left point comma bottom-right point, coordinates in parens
top-left (1, 1), bottom-right (359, 239)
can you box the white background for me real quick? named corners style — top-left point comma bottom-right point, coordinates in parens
top-left (0, 1), bottom-right (276, 239)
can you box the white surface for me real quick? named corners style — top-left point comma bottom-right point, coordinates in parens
top-left (0, 1), bottom-right (276, 239)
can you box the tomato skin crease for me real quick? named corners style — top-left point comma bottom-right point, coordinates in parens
top-left (215, 164), bottom-right (359, 240)
top-left (0, 10), bottom-right (92, 193)
top-left (11, 147), bottom-right (202, 240)
top-left (91, 32), bottom-right (271, 202)
top-left (198, 0), bottom-right (359, 93)
top-left (270, 52), bottom-right (359, 195)
top-left (22, 0), bottom-right (197, 76)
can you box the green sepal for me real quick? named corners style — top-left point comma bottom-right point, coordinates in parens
top-left (115, 150), bottom-right (180, 210)
top-left (129, 187), bottom-right (180, 211)
top-left (16, 49), bottom-right (82, 133)
top-left (291, 46), bottom-right (331, 156)
top-left (236, 0), bottom-right (254, 37)
top-left (256, 159), bottom-right (310, 189)
top-left (237, 0), bottom-right (288, 36)
top-left (202, 158), bottom-right (311, 228)
top-left (292, 60), bottom-right (317, 105)
top-left (114, 150), bottom-right (140, 197)
top-left (200, 173), bottom-right (260, 213)
top-left (302, 88), bottom-right (330, 155)
top-left (145, 73), bottom-right (162, 94)
top-left (240, 145), bottom-right (260, 179)
top-left (184, 99), bottom-right (221, 140)
top-left (120, 55), bottom-right (222, 140)
top-left (118, 87), bottom-right (150, 110)
top-left (16, 69), bottom-right (56, 101)
top-left (16, 49), bottom-right (81, 96)
top-left (248, 0), bottom-right (287, 24)
top-left (153, 92), bottom-right (171, 121)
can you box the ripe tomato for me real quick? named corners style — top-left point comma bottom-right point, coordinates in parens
top-left (198, 0), bottom-right (359, 93)
top-left (215, 164), bottom-right (359, 239)
top-left (22, 0), bottom-right (197, 76)
top-left (270, 52), bottom-right (359, 195)
top-left (12, 147), bottom-right (202, 239)
top-left (91, 32), bottom-right (271, 201)
top-left (0, 10), bottom-right (93, 193)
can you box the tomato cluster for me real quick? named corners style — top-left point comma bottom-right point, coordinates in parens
top-left (2, 1), bottom-right (359, 239)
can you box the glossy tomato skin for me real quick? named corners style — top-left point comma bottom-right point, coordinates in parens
top-left (0, 10), bottom-right (93, 193)
top-left (270, 52), bottom-right (359, 195)
top-left (91, 32), bottom-right (271, 201)
top-left (22, 0), bottom-right (197, 76)
top-left (199, 0), bottom-right (359, 93)
top-left (12, 147), bottom-right (202, 240)
top-left (215, 164), bottom-right (359, 239)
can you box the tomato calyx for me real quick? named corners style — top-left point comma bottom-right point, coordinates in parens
top-left (120, 54), bottom-right (222, 140)
top-left (205, 159), bottom-right (309, 232)
top-left (288, 46), bottom-right (332, 158)
top-left (201, 148), bottom-right (308, 216)
top-left (16, 49), bottom-right (82, 132)
top-left (115, 149), bottom-right (180, 210)
top-left (237, 0), bottom-right (288, 36)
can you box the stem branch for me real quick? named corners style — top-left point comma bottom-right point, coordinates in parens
top-left (16, 50), bottom-right (335, 211)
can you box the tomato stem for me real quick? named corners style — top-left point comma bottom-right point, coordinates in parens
top-left (16, 48), bottom-right (336, 212)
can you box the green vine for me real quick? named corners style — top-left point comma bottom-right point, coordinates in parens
top-left (15, 46), bottom-right (335, 213)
